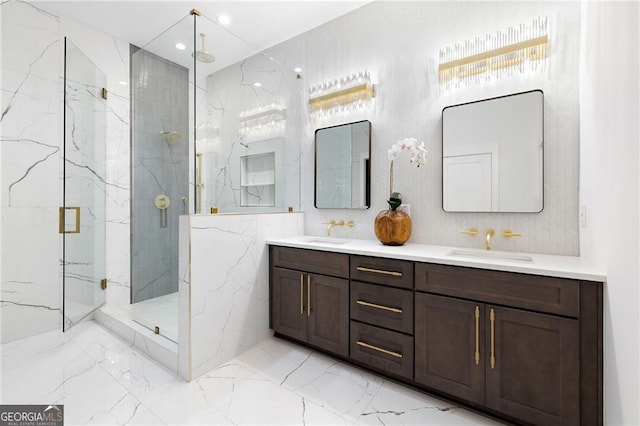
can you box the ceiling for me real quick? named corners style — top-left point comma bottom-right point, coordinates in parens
top-left (37, 1), bottom-right (372, 73)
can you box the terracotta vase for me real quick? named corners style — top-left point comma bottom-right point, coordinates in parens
top-left (374, 209), bottom-right (412, 246)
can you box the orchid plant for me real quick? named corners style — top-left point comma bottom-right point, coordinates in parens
top-left (386, 137), bottom-right (428, 210)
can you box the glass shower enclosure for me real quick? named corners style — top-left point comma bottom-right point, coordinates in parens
top-left (62, 38), bottom-right (107, 330)
top-left (129, 9), bottom-right (302, 343)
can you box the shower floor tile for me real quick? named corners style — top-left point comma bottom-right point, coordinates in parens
top-left (131, 292), bottom-right (178, 343)
top-left (1, 321), bottom-right (505, 425)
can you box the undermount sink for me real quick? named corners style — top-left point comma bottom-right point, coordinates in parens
top-left (303, 237), bottom-right (349, 245)
top-left (447, 248), bottom-right (534, 262)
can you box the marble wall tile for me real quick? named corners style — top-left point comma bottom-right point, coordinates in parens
top-left (1, 0), bottom-right (132, 342)
top-left (180, 212), bottom-right (303, 380)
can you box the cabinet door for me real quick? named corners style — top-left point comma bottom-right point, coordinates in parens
top-left (272, 267), bottom-right (307, 342)
top-left (486, 306), bottom-right (579, 426)
top-left (307, 273), bottom-right (349, 357)
top-left (414, 293), bottom-right (485, 404)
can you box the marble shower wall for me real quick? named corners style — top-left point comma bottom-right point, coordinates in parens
top-left (295, 1), bottom-right (581, 256)
top-left (1, 0), bottom-right (130, 342)
top-left (131, 49), bottom-right (188, 303)
top-left (201, 39), bottom-right (303, 214)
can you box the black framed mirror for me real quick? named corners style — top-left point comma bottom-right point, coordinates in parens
top-left (315, 120), bottom-right (371, 209)
top-left (442, 90), bottom-right (544, 212)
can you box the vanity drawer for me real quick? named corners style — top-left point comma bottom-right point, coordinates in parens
top-left (350, 321), bottom-right (414, 380)
top-left (415, 263), bottom-right (580, 317)
top-left (350, 281), bottom-right (413, 334)
top-left (271, 246), bottom-right (349, 278)
top-left (350, 255), bottom-right (413, 289)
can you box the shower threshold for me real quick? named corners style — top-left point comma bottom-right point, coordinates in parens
top-left (132, 292), bottom-right (178, 343)
top-left (95, 304), bottom-right (178, 374)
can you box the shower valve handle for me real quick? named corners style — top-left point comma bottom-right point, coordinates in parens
top-left (155, 194), bottom-right (170, 210)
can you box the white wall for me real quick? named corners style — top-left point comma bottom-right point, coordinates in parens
top-left (579, 2), bottom-right (640, 424)
top-left (299, 1), bottom-right (581, 256)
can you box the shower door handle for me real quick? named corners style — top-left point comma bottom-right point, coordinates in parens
top-left (59, 206), bottom-right (81, 234)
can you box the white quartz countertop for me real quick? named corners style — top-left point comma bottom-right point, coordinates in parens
top-left (266, 236), bottom-right (606, 282)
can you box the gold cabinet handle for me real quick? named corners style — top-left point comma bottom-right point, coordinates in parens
top-left (356, 266), bottom-right (402, 277)
top-left (461, 227), bottom-right (478, 236)
top-left (300, 274), bottom-right (304, 315)
top-left (490, 308), bottom-right (496, 369)
top-left (356, 300), bottom-right (402, 314)
top-left (503, 229), bottom-right (522, 238)
top-left (356, 341), bottom-right (402, 358)
top-left (307, 275), bottom-right (311, 317)
top-left (475, 306), bottom-right (480, 365)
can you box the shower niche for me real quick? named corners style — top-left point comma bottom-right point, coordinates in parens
top-left (241, 152), bottom-right (275, 207)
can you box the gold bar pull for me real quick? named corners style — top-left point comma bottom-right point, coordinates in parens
top-left (300, 274), bottom-right (304, 315)
top-left (356, 300), bottom-right (402, 314)
top-left (307, 275), bottom-right (311, 317)
top-left (475, 306), bottom-right (480, 365)
top-left (59, 207), bottom-right (81, 234)
top-left (356, 341), bottom-right (402, 358)
top-left (356, 266), bottom-right (402, 277)
top-left (490, 308), bottom-right (496, 369)
top-left (461, 227), bottom-right (479, 236)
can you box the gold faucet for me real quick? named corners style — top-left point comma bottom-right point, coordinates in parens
top-left (503, 229), bottom-right (522, 238)
top-left (485, 228), bottom-right (495, 250)
top-left (324, 220), bottom-right (344, 236)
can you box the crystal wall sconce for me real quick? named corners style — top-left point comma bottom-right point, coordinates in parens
top-left (308, 71), bottom-right (374, 117)
top-left (238, 103), bottom-right (286, 139)
top-left (439, 17), bottom-right (548, 90)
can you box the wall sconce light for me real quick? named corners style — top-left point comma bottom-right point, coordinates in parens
top-left (196, 123), bottom-right (219, 154)
top-left (308, 71), bottom-right (374, 117)
top-left (438, 17), bottom-right (548, 90)
top-left (238, 103), bottom-right (286, 139)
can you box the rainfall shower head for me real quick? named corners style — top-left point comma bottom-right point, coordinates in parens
top-left (160, 130), bottom-right (182, 144)
top-left (193, 33), bottom-right (215, 64)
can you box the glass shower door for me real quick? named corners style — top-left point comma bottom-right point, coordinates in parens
top-left (62, 38), bottom-right (107, 330)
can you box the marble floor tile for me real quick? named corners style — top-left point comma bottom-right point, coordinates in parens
top-left (1, 321), bottom-right (505, 425)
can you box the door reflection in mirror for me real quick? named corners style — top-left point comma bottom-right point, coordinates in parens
top-left (442, 90), bottom-right (544, 213)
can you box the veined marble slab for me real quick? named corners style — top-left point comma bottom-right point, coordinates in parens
top-left (179, 212), bottom-right (303, 380)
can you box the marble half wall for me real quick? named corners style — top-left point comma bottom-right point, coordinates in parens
top-left (178, 212), bottom-right (303, 380)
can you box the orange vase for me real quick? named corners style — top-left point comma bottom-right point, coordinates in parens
top-left (374, 209), bottom-right (412, 246)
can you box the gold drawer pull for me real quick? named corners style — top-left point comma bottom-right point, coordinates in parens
top-left (356, 300), bottom-right (402, 314)
top-left (356, 266), bottom-right (402, 277)
top-left (356, 341), bottom-right (403, 358)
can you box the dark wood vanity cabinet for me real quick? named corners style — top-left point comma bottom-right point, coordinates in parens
top-left (415, 293), bottom-right (580, 426)
top-left (414, 263), bottom-right (601, 426)
top-left (349, 255), bottom-right (414, 380)
top-left (270, 246), bottom-right (349, 357)
top-left (269, 245), bottom-right (603, 426)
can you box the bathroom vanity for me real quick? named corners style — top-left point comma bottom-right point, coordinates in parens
top-left (268, 237), bottom-right (604, 426)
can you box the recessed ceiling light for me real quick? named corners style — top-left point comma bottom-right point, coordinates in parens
top-left (175, 42), bottom-right (186, 50)
top-left (253, 82), bottom-right (262, 87)
top-left (294, 67), bottom-right (302, 73)
top-left (218, 15), bottom-right (230, 25)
